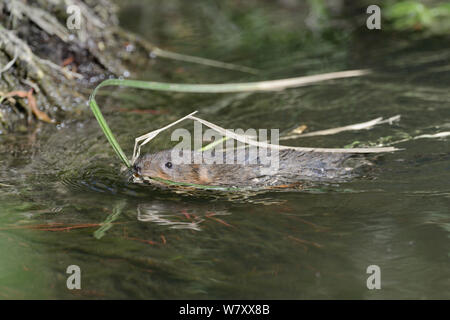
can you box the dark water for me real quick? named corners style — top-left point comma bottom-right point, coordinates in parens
top-left (0, 1), bottom-right (449, 299)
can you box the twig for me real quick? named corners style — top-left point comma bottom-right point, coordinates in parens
top-left (280, 115), bottom-right (401, 140)
top-left (188, 114), bottom-right (398, 154)
top-left (389, 131), bottom-right (450, 145)
top-left (26, 89), bottom-right (54, 123)
top-left (0, 182), bottom-right (14, 187)
top-left (0, 48), bottom-right (18, 75)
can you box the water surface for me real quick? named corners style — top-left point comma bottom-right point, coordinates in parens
top-left (0, 1), bottom-right (449, 299)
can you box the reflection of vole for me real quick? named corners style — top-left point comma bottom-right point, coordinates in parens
top-left (133, 149), bottom-right (369, 187)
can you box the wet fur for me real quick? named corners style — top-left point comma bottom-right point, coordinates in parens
top-left (134, 149), bottom-right (371, 187)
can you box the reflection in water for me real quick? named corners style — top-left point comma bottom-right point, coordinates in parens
top-left (137, 201), bottom-right (233, 231)
top-left (138, 202), bottom-right (206, 231)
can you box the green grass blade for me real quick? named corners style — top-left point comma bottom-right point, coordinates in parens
top-left (89, 82), bottom-right (131, 167)
top-left (151, 47), bottom-right (259, 74)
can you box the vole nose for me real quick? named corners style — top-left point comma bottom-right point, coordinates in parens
top-left (133, 163), bottom-right (141, 175)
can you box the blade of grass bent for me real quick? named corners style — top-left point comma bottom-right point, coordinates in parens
top-left (113, 28), bottom-right (258, 74)
top-left (151, 47), bottom-right (259, 75)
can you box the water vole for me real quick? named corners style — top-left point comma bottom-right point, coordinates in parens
top-left (133, 148), bottom-right (370, 188)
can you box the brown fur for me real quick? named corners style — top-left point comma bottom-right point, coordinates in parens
top-left (133, 149), bottom-right (368, 187)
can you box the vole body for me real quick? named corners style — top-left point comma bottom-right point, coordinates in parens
top-left (133, 148), bottom-right (370, 188)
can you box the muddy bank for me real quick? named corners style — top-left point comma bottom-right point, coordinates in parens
top-left (0, 0), bottom-right (158, 132)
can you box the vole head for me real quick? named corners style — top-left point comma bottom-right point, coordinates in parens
top-left (133, 150), bottom-right (210, 185)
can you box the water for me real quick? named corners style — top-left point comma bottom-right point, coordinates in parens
top-left (0, 1), bottom-right (449, 299)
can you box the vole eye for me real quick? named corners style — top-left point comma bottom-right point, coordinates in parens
top-left (165, 162), bottom-right (173, 169)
